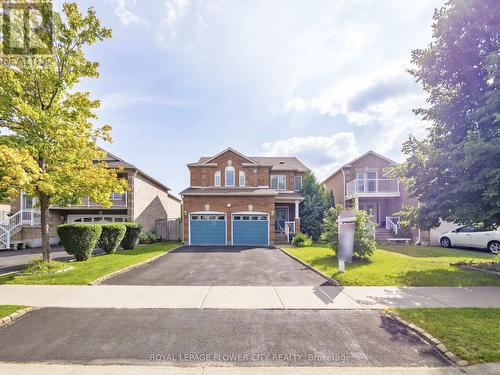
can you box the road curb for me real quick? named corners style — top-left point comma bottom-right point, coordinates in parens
top-left (0, 307), bottom-right (37, 328)
top-left (384, 311), bottom-right (469, 367)
top-left (90, 243), bottom-right (183, 285)
top-left (278, 247), bottom-right (341, 286)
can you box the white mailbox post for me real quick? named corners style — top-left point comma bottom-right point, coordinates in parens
top-left (337, 213), bottom-right (356, 273)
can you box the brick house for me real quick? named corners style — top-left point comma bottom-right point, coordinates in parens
top-left (180, 148), bottom-right (307, 246)
top-left (1, 150), bottom-right (181, 249)
top-left (322, 150), bottom-right (417, 240)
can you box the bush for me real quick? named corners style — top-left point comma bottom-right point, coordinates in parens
top-left (120, 222), bottom-right (142, 250)
top-left (98, 223), bottom-right (126, 254)
top-left (291, 232), bottom-right (313, 247)
top-left (138, 230), bottom-right (160, 244)
top-left (23, 257), bottom-right (67, 274)
top-left (321, 204), bottom-right (376, 259)
top-left (57, 224), bottom-right (102, 261)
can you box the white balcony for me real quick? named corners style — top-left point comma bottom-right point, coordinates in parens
top-left (346, 178), bottom-right (400, 199)
top-left (51, 193), bottom-right (128, 209)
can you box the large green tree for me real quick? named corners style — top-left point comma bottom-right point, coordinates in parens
top-left (299, 171), bottom-right (333, 240)
top-left (393, 0), bottom-right (500, 227)
top-left (0, 3), bottom-right (127, 260)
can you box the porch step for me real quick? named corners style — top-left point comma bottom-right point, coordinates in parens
top-left (375, 228), bottom-right (394, 243)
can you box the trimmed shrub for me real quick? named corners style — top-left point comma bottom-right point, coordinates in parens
top-left (321, 204), bottom-right (376, 259)
top-left (98, 223), bottom-right (126, 254)
top-left (57, 224), bottom-right (102, 261)
top-left (120, 222), bottom-right (142, 250)
top-left (291, 232), bottom-right (313, 247)
top-left (138, 230), bottom-right (160, 244)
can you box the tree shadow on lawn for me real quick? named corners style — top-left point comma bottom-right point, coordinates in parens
top-left (379, 245), bottom-right (495, 259)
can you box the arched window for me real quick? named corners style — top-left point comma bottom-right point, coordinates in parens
top-left (225, 166), bottom-right (235, 186)
top-left (214, 170), bottom-right (221, 186)
top-left (239, 171), bottom-right (246, 187)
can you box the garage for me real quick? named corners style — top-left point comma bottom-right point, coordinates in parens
top-left (189, 213), bottom-right (226, 245)
top-left (232, 213), bottom-right (269, 246)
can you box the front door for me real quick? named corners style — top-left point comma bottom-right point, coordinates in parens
top-left (275, 207), bottom-right (289, 231)
top-left (359, 202), bottom-right (379, 224)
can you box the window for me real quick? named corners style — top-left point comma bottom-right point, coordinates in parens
top-left (214, 170), bottom-right (221, 186)
top-left (111, 192), bottom-right (125, 200)
top-left (22, 193), bottom-right (37, 210)
top-left (225, 166), bottom-right (235, 186)
top-left (294, 176), bottom-right (302, 191)
top-left (271, 175), bottom-right (286, 190)
top-left (239, 171), bottom-right (246, 187)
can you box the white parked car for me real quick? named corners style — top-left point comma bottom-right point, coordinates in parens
top-left (440, 226), bottom-right (500, 253)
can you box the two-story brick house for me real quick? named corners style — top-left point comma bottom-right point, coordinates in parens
top-left (180, 148), bottom-right (308, 246)
top-left (1, 150), bottom-right (181, 249)
top-left (322, 150), bottom-right (417, 239)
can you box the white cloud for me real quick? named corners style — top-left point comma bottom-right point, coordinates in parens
top-left (156, 0), bottom-right (191, 45)
top-left (261, 132), bottom-right (361, 181)
top-left (100, 92), bottom-right (194, 110)
top-left (110, 0), bottom-right (147, 26)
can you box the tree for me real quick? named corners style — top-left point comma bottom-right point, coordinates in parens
top-left (0, 3), bottom-right (127, 261)
top-left (321, 204), bottom-right (376, 259)
top-left (299, 171), bottom-right (333, 240)
top-left (392, 0), bottom-right (500, 227)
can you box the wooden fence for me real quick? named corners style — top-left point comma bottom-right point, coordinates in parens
top-left (155, 218), bottom-right (182, 241)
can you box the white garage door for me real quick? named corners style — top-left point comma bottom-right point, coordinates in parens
top-left (67, 215), bottom-right (128, 224)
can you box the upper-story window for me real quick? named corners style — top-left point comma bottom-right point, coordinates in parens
top-left (22, 193), bottom-right (37, 210)
top-left (239, 171), bottom-right (246, 187)
top-left (225, 166), bottom-right (235, 186)
top-left (271, 175), bottom-right (286, 190)
top-left (214, 170), bottom-right (221, 186)
top-left (294, 176), bottom-right (302, 191)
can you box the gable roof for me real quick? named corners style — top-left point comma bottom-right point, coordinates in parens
top-left (99, 148), bottom-right (174, 195)
top-left (321, 150), bottom-right (397, 184)
top-left (189, 148), bottom-right (309, 172)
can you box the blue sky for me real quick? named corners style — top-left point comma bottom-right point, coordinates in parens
top-left (61, 0), bottom-right (442, 195)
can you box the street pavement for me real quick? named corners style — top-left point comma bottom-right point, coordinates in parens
top-left (0, 308), bottom-right (447, 367)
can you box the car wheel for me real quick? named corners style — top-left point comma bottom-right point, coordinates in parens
top-left (488, 241), bottom-right (500, 254)
top-left (440, 237), bottom-right (451, 248)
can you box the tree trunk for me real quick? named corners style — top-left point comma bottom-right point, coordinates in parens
top-left (40, 194), bottom-right (51, 262)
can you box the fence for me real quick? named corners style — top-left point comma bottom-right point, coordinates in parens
top-left (155, 218), bottom-right (182, 241)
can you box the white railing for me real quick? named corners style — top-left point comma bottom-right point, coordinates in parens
top-left (346, 178), bottom-right (399, 196)
top-left (51, 194), bottom-right (127, 209)
top-left (386, 216), bottom-right (399, 235)
top-left (284, 221), bottom-right (296, 242)
top-left (0, 210), bottom-right (41, 248)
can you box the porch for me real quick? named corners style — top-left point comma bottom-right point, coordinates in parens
top-left (345, 196), bottom-right (402, 228)
top-left (274, 198), bottom-right (302, 243)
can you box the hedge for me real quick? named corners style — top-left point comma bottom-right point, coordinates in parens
top-left (98, 223), bottom-right (126, 254)
top-left (291, 232), bottom-right (313, 247)
top-left (57, 224), bottom-right (102, 261)
top-left (120, 222), bottom-right (142, 250)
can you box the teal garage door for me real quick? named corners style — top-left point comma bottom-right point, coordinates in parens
top-left (232, 214), bottom-right (269, 246)
top-left (190, 214), bottom-right (226, 245)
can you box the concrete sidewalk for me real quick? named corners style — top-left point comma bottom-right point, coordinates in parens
top-left (1, 285), bottom-right (499, 309)
top-left (1, 363), bottom-right (500, 375)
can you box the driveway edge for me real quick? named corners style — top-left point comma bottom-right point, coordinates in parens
top-left (0, 307), bottom-right (37, 328)
top-left (277, 247), bottom-right (340, 286)
top-left (90, 243), bottom-right (183, 285)
top-left (384, 311), bottom-right (468, 367)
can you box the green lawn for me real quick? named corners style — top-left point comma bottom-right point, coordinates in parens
top-left (393, 308), bottom-right (500, 363)
top-left (284, 243), bottom-right (500, 286)
top-left (0, 305), bottom-right (27, 319)
top-left (0, 242), bottom-right (180, 285)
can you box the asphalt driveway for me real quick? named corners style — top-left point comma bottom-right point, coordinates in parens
top-left (103, 245), bottom-right (330, 286)
top-left (0, 308), bottom-right (447, 367)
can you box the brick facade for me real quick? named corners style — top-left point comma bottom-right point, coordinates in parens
top-left (183, 195), bottom-right (275, 244)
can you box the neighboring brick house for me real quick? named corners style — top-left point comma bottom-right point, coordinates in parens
top-left (322, 150), bottom-right (417, 240)
top-left (1, 151), bottom-right (181, 249)
top-left (180, 148), bottom-right (307, 246)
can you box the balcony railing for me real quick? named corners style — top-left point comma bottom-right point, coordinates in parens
top-left (346, 178), bottom-right (399, 197)
top-left (51, 194), bottom-right (128, 209)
